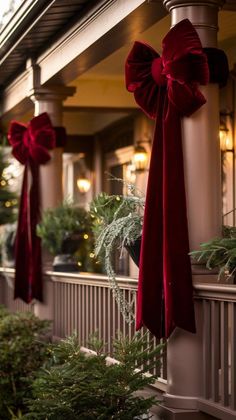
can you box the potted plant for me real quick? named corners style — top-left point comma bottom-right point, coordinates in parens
top-left (37, 203), bottom-right (93, 272)
top-left (90, 182), bottom-right (144, 321)
top-left (0, 222), bottom-right (17, 267)
top-left (190, 225), bottom-right (236, 282)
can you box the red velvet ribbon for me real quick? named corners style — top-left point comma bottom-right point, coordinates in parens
top-left (125, 19), bottom-right (227, 338)
top-left (8, 113), bottom-right (56, 303)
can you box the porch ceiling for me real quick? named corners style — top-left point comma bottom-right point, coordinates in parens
top-left (1, 1), bottom-right (235, 91)
top-left (0, 0), bottom-right (97, 87)
top-left (64, 9), bottom-right (236, 111)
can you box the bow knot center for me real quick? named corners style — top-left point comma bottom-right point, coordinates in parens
top-left (151, 57), bottom-right (167, 87)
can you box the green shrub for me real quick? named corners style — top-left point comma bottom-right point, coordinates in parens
top-left (25, 333), bottom-right (163, 419)
top-left (0, 310), bottom-right (51, 419)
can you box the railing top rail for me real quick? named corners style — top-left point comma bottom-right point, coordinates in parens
top-left (194, 282), bottom-right (236, 302)
top-left (48, 271), bottom-right (138, 289)
top-left (0, 267), bottom-right (138, 286)
top-left (1, 267), bottom-right (236, 298)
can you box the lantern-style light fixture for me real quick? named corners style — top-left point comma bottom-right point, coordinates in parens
top-left (219, 120), bottom-right (234, 152)
top-left (76, 153), bottom-right (91, 194)
top-left (77, 175), bottom-right (91, 194)
top-left (133, 143), bottom-right (149, 172)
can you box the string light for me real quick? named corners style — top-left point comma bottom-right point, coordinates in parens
top-left (83, 233), bottom-right (89, 240)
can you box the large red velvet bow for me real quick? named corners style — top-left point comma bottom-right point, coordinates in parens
top-left (8, 113), bottom-right (56, 303)
top-left (126, 19), bottom-right (210, 338)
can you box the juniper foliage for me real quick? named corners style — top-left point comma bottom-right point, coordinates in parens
top-left (90, 182), bottom-right (144, 322)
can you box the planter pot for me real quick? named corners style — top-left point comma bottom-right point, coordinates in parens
top-left (61, 233), bottom-right (84, 255)
top-left (125, 237), bottom-right (141, 267)
top-left (53, 254), bottom-right (79, 272)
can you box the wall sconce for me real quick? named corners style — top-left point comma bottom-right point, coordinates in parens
top-left (76, 153), bottom-right (91, 194)
top-left (219, 120), bottom-right (234, 152)
top-left (133, 143), bottom-right (149, 172)
top-left (77, 175), bottom-right (91, 193)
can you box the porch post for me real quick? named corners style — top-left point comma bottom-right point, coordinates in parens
top-left (161, 0), bottom-right (224, 413)
top-left (29, 85), bottom-right (75, 320)
top-left (30, 86), bottom-right (76, 210)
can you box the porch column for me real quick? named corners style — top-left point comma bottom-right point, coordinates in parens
top-left (29, 86), bottom-right (75, 320)
top-left (162, 0), bottom-right (224, 413)
top-left (30, 86), bottom-right (76, 210)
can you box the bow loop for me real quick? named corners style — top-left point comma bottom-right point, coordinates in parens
top-left (8, 113), bottom-right (56, 165)
top-left (126, 19), bottom-right (209, 120)
top-left (126, 41), bottom-right (161, 119)
top-left (8, 122), bottom-right (29, 164)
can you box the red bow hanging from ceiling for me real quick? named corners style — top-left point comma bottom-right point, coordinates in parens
top-left (125, 19), bottom-right (228, 338)
top-left (8, 112), bottom-right (56, 303)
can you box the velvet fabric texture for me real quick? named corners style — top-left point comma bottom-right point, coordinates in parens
top-left (125, 19), bottom-right (228, 339)
top-left (8, 113), bottom-right (56, 303)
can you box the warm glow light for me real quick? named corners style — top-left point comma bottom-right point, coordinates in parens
top-left (133, 145), bottom-right (148, 172)
top-left (220, 123), bottom-right (233, 152)
top-left (83, 234), bottom-right (89, 240)
top-left (77, 177), bottom-right (91, 193)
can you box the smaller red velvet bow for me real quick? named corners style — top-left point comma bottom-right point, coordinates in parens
top-left (9, 113), bottom-right (56, 165)
top-left (126, 19), bottom-right (211, 338)
top-left (8, 113), bottom-right (56, 303)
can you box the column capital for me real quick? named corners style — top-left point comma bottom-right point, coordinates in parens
top-left (163, 0), bottom-right (225, 46)
top-left (29, 85), bottom-right (76, 103)
top-left (164, 0), bottom-right (225, 12)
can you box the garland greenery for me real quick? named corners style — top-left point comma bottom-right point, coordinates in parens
top-left (190, 225), bottom-right (236, 280)
top-left (90, 181), bottom-right (144, 323)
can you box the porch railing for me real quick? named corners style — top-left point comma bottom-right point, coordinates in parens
top-left (0, 268), bottom-right (34, 313)
top-left (195, 283), bottom-right (236, 420)
top-left (0, 269), bottom-right (167, 392)
top-left (1, 268), bottom-right (236, 418)
top-left (50, 271), bottom-right (167, 391)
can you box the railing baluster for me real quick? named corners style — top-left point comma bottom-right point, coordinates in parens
top-left (107, 287), bottom-right (111, 353)
top-left (98, 286), bottom-right (101, 341)
top-left (231, 302), bottom-right (236, 410)
top-left (81, 284), bottom-right (85, 346)
top-left (85, 284), bottom-right (89, 345)
top-left (103, 287), bottom-right (106, 351)
top-left (211, 300), bottom-right (220, 402)
top-left (203, 300), bottom-right (211, 399)
top-left (220, 301), bottom-right (229, 406)
top-left (78, 283), bottom-right (82, 344)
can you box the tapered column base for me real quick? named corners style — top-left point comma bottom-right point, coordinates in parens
top-left (152, 404), bottom-right (217, 420)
